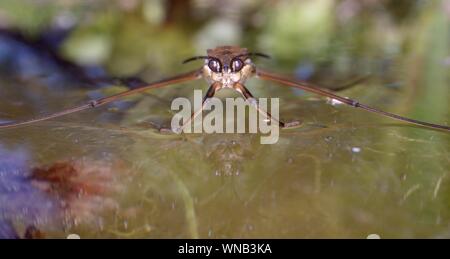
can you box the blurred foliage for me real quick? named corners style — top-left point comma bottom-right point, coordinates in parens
top-left (0, 0), bottom-right (449, 238)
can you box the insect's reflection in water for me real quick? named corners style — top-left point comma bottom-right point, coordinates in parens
top-left (203, 134), bottom-right (257, 176)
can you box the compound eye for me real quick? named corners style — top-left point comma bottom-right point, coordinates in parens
top-left (231, 59), bottom-right (243, 72)
top-left (208, 59), bottom-right (221, 73)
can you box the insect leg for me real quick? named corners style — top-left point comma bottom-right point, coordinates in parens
top-left (257, 69), bottom-right (450, 132)
top-left (170, 82), bottom-right (221, 133)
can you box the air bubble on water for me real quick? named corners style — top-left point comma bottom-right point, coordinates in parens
top-left (67, 234), bottom-right (81, 239)
top-left (123, 220), bottom-right (128, 230)
top-left (144, 224), bottom-right (152, 232)
top-left (97, 218), bottom-right (105, 231)
top-left (351, 147), bottom-right (361, 153)
top-left (247, 224), bottom-right (254, 231)
top-left (367, 233), bottom-right (381, 239)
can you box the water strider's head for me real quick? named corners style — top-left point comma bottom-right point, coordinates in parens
top-left (183, 46), bottom-right (269, 88)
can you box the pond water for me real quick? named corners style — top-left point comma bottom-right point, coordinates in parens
top-left (0, 0), bottom-right (449, 238)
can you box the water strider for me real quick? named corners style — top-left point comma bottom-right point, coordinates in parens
top-left (0, 46), bottom-right (449, 132)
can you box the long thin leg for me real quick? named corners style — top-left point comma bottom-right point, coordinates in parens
top-left (233, 83), bottom-right (300, 129)
top-left (322, 74), bottom-right (371, 92)
top-left (172, 82), bottom-right (221, 133)
top-left (256, 69), bottom-right (450, 132)
top-left (0, 69), bottom-right (202, 129)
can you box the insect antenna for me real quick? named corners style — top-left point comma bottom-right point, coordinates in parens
top-left (233, 52), bottom-right (271, 60)
top-left (182, 56), bottom-right (210, 64)
top-left (247, 52), bottom-right (271, 59)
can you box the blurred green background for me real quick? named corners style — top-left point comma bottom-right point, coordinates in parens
top-left (0, 0), bottom-right (449, 238)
